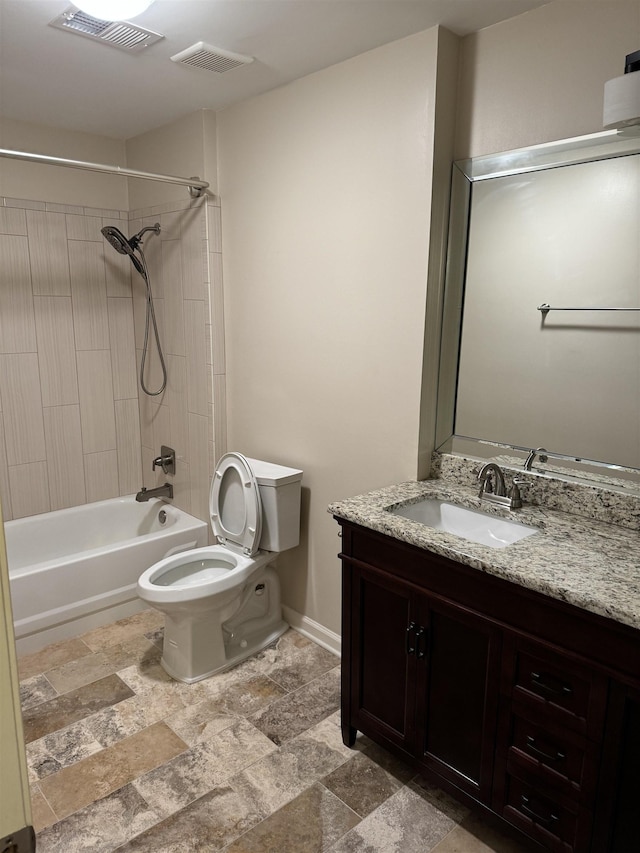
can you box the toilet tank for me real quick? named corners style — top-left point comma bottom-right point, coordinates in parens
top-left (246, 458), bottom-right (303, 552)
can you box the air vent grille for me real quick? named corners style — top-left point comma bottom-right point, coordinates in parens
top-left (171, 42), bottom-right (254, 73)
top-left (49, 6), bottom-right (163, 52)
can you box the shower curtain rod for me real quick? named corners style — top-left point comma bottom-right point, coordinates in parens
top-left (0, 147), bottom-right (209, 198)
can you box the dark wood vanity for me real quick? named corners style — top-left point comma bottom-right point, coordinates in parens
top-left (336, 519), bottom-right (640, 853)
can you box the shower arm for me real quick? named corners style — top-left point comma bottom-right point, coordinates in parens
top-left (0, 147), bottom-right (209, 198)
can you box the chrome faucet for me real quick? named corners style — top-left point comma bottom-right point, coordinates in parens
top-left (524, 447), bottom-right (548, 471)
top-left (478, 463), bottom-right (527, 510)
top-left (478, 463), bottom-right (507, 498)
top-left (136, 483), bottom-right (174, 502)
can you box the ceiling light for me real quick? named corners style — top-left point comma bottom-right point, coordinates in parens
top-left (74, 0), bottom-right (154, 21)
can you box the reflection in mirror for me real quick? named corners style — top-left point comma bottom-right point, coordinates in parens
top-left (436, 129), bottom-right (640, 491)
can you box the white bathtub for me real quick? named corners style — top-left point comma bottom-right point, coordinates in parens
top-left (6, 496), bottom-right (208, 654)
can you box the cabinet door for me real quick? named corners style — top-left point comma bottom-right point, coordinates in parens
top-left (593, 681), bottom-right (640, 852)
top-left (416, 595), bottom-right (502, 803)
top-left (346, 563), bottom-right (418, 756)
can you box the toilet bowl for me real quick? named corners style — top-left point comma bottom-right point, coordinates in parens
top-left (137, 452), bottom-right (302, 683)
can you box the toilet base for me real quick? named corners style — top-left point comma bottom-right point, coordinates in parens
top-left (160, 618), bottom-right (288, 683)
top-left (158, 566), bottom-right (287, 683)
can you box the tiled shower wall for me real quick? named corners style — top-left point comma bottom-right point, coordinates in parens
top-left (0, 193), bottom-right (225, 523)
top-left (132, 195), bottom-right (226, 523)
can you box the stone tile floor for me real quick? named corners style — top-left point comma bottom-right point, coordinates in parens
top-left (18, 610), bottom-right (535, 852)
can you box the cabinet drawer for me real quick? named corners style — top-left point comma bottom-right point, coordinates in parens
top-left (503, 772), bottom-right (581, 852)
top-left (508, 641), bottom-right (607, 737)
top-left (508, 713), bottom-right (586, 792)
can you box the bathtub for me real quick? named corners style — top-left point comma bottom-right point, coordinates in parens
top-left (6, 496), bottom-right (208, 655)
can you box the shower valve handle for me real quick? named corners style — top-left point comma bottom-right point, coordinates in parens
top-left (152, 446), bottom-right (176, 476)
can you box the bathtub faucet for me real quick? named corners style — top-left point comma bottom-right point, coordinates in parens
top-left (136, 483), bottom-right (174, 502)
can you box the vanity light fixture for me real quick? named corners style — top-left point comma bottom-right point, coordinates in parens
top-left (74, 0), bottom-right (154, 21)
top-left (603, 49), bottom-right (640, 128)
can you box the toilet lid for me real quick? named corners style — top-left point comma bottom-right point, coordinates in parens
top-left (210, 452), bottom-right (262, 556)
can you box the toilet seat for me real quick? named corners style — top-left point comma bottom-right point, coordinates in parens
top-left (137, 544), bottom-right (272, 606)
top-left (210, 452), bottom-right (262, 556)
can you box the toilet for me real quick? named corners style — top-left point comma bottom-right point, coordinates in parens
top-left (137, 452), bottom-right (303, 683)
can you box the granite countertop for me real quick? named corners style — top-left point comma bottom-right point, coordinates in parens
top-left (328, 478), bottom-right (640, 632)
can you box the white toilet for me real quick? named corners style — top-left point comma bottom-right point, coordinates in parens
top-left (137, 452), bottom-right (303, 683)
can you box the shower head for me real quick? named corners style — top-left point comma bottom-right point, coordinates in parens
top-left (101, 223), bottom-right (160, 276)
top-left (101, 225), bottom-right (134, 256)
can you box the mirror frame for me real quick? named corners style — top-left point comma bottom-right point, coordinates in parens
top-left (435, 127), bottom-right (640, 488)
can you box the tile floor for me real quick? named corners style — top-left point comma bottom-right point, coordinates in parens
top-left (18, 610), bottom-right (535, 852)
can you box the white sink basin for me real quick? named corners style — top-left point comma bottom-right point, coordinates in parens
top-left (388, 499), bottom-right (538, 549)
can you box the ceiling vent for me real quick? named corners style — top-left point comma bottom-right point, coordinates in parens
top-left (49, 6), bottom-right (164, 52)
top-left (170, 42), bottom-right (254, 73)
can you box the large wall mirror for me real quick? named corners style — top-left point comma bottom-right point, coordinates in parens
top-left (436, 129), bottom-right (640, 489)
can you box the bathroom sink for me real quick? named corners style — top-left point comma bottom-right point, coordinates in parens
top-left (388, 499), bottom-right (538, 549)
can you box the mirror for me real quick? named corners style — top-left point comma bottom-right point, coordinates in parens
top-left (436, 129), bottom-right (640, 490)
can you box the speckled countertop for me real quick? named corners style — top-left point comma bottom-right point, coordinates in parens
top-left (328, 456), bottom-right (640, 633)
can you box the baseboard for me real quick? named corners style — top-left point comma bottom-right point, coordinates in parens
top-left (282, 606), bottom-right (341, 657)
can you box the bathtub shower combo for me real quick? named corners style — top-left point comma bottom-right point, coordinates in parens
top-left (6, 496), bottom-right (208, 655)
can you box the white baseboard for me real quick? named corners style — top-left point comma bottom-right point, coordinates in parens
top-left (282, 606), bottom-right (341, 657)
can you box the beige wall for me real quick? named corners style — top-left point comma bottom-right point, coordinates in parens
top-left (126, 110), bottom-right (218, 210)
top-left (456, 1), bottom-right (640, 159)
top-left (0, 117), bottom-right (128, 210)
top-left (217, 28), bottom-right (456, 637)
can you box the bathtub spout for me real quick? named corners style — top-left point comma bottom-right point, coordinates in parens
top-left (136, 483), bottom-right (173, 502)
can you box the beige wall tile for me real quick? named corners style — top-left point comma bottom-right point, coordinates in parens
top-left (213, 374), bottom-right (227, 458)
top-left (165, 354), bottom-right (188, 462)
top-left (5, 199), bottom-right (45, 210)
top-left (159, 211), bottom-right (181, 242)
top-left (9, 461), bottom-right (50, 518)
top-left (0, 353), bottom-right (46, 465)
top-left (115, 399), bottom-right (142, 495)
top-left (188, 413), bottom-right (209, 521)
top-left (0, 419), bottom-right (12, 520)
top-left (33, 296), bottom-right (79, 407)
top-left (26, 210), bottom-right (71, 296)
top-left (0, 234), bottom-right (37, 353)
top-left (209, 252), bottom-right (226, 374)
top-left (43, 405), bottom-right (86, 510)
top-left (84, 450), bottom-right (119, 503)
top-left (69, 240), bottom-right (109, 350)
top-left (66, 214), bottom-right (102, 242)
top-left (184, 300), bottom-right (208, 416)
top-left (107, 297), bottom-right (138, 400)
top-left (76, 351), bottom-right (116, 453)
top-left (181, 206), bottom-right (207, 300)
top-left (171, 457), bottom-right (191, 514)
top-left (207, 205), bottom-right (222, 253)
top-left (0, 207), bottom-right (27, 236)
top-left (161, 240), bottom-right (185, 356)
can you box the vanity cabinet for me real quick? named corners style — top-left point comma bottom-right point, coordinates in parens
top-left (337, 519), bottom-right (640, 853)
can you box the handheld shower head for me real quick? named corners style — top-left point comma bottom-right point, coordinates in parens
top-left (100, 223), bottom-right (160, 276)
top-left (101, 225), bottom-right (134, 256)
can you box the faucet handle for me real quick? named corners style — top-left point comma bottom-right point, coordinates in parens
top-left (509, 476), bottom-right (530, 509)
top-left (152, 445), bottom-right (176, 475)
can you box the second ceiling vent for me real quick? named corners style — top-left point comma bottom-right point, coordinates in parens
top-left (170, 42), bottom-right (254, 73)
